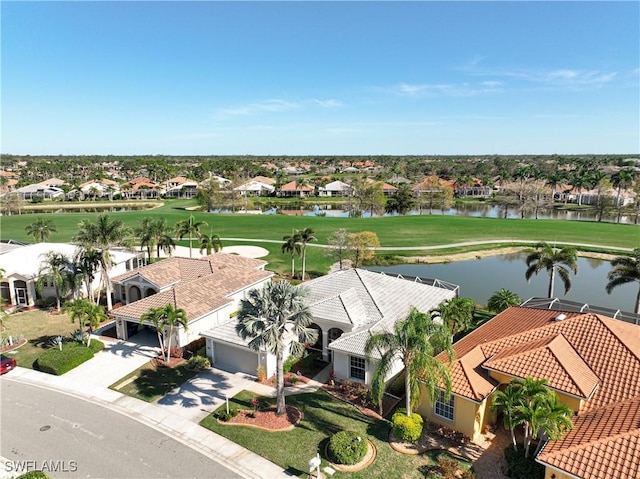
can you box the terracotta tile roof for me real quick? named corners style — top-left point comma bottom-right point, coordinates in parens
top-left (537, 396), bottom-right (640, 479)
top-left (112, 263), bottom-right (273, 322)
top-left (446, 306), bottom-right (640, 479)
top-left (484, 334), bottom-right (600, 399)
top-left (279, 181), bottom-right (314, 192)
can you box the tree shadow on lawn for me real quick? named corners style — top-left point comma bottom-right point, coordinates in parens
top-left (130, 365), bottom-right (198, 401)
top-left (157, 370), bottom-right (234, 409)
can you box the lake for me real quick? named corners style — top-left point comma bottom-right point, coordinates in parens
top-left (365, 252), bottom-right (637, 314)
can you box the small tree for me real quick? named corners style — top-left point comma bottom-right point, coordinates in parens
top-left (140, 304), bottom-right (189, 364)
top-left (347, 231), bottom-right (380, 268)
top-left (25, 217), bottom-right (57, 243)
top-left (36, 252), bottom-right (72, 312)
top-left (606, 248), bottom-right (640, 314)
top-left (64, 298), bottom-right (107, 346)
top-left (175, 214), bottom-right (208, 258)
top-left (324, 228), bottom-right (350, 270)
top-left (487, 289), bottom-right (522, 313)
top-left (199, 229), bottom-right (223, 255)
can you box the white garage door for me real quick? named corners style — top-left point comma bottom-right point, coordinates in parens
top-left (213, 342), bottom-right (258, 376)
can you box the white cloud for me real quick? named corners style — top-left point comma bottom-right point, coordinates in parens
top-left (212, 97), bottom-right (342, 120)
top-left (391, 81), bottom-right (503, 97)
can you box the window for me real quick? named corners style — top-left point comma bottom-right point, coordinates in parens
top-left (434, 390), bottom-right (455, 421)
top-left (349, 356), bottom-right (366, 381)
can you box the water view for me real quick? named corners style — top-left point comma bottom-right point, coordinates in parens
top-left (365, 252), bottom-right (637, 314)
top-left (212, 203), bottom-right (638, 224)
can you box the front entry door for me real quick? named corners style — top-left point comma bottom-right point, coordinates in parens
top-left (15, 288), bottom-right (28, 306)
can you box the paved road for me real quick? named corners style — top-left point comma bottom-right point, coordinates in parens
top-left (1, 381), bottom-right (242, 479)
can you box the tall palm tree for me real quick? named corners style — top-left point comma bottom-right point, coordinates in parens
top-left (136, 218), bottom-right (156, 262)
top-left (175, 214), bottom-right (208, 258)
top-left (490, 382), bottom-right (522, 451)
top-left (525, 242), bottom-right (578, 298)
top-left (298, 227), bottom-right (317, 281)
top-left (365, 308), bottom-right (454, 416)
top-left (236, 281), bottom-right (317, 415)
top-left (36, 252), bottom-right (72, 312)
top-left (25, 216), bottom-right (57, 243)
top-left (611, 169), bottom-right (635, 223)
top-left (199, 229), bottom-right (223, 255)
top-left (73, 248), bottom-right (102, 304)
top-left (511, 377), bottom-right (551, 457)
top-left (64, 298), bottom-right (107, 346)
top-left (281, 232), bottom-right (302, 279)
top-left (532, 394), bottom-right (573, 457)
top-left (73, 214), bottom-right (133, 311)
top-left (606, 248), bottom-right (640, 314)
top-left (140, 304), bottom-right (189, 364)
top-left (487, 289), bottom-right (522, 313)
top-left (151, 218), bottom-right (176, 259)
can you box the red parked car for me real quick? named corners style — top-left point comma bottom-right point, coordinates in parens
top-left (0, 354), bottom-right (17, 374)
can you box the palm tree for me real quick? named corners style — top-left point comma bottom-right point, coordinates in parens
top-left (36, 252), bottom-right (72, 312)
top-left (281, 232), bottom-right (302, 279)
top-left (532, 394), bottom-right (574, 457)
top-left (487, 289), bottom-right (522, 313)
top-left (511, 377), bottom-right (551, 457)
top-left (490, 382), bottom-right (522, 451)
top-left (525, 242), bottom-right (578, 298)
top-left (73, 214), bottom-right (132, 311)
top-left (365, 308), bottom-right (454, 416)
top-left (611, 168), bottom-right (634, 222)
top-left (25, 217), bottom-right (57, 243)
top-left (298, 227), bottom-right (317, 281)
top-left (151, 218), bottom-right (175, 259)
top-left (606, 248), bottom-right (640, 314)
top-left (199, 229), bottom-right (223, 255)
top-left (175, 214), bottom-right (208, 258)
top-left (74, 248), bottom-right (102, 303)
top-left (433, 297), bottom-right (475, 341)
top-left (136, 218), bottom-right (156, 262)
top-left (64, 298), bottom-right (107, 346)
top-left (140, 304), bottom-right (189, 365)
top-left (236, 281), bottom-right (317, 415)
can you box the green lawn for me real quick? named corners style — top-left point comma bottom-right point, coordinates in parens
top-left (200, 390), bottom-right (471, 479)
top-left (3, 200), bottom-right (637, 278)
top-left (2, 309), bottom-right (80, 369)
top-left (110, 360), bottom-right (199, 402)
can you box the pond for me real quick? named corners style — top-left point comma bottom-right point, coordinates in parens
top-left (365, 252), bottom-right (637, 314)
top-left (212, 203), bottom-right (638, 224)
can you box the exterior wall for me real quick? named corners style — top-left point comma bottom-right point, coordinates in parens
top-left (543, 466), bottom-right (574, 479)
top-left (418, 387), bottom-right (487, 443)
top-left (332, 351), bottom-right (402, 386)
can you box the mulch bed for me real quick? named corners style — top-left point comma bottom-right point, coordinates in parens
top-left (151, 356), bottom-right (185, 368)
top-left (322, 382), bottom-right (401, 419)
top-left (223, 405), bottom-right (303, 431)
top-left (0, 337), bottom-right (28, 353)
top-left (258, 372), bottom-right (311, 387)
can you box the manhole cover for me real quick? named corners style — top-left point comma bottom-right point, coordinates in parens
top-left (40, 425), bottom-right (51, 432)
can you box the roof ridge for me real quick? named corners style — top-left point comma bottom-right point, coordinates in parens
top-left (540, 427), bottom-right (640, 461)
top-left (459, 348), bottom-right (482, 400)
top-left (354, 269), bottom-right (385, 319)
top-left (546, 333), bottom-right (596, 399)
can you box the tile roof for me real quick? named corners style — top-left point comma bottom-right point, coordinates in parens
top-left (201, 319), bottom-right (252, 348)
top-left (279, 181), bottom-right (314, 191)
top-left (447, 306), bottom-right (640, 479)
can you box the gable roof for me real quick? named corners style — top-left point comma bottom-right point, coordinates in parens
top-left (279, 181), bottom-right (314, 192)
top-left (447, 306), bottom-right (640, 479)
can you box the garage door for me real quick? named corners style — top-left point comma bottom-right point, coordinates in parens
top-left (213, 342), bottom-right (258, 376)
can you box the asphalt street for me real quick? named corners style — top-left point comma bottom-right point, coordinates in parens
top-left (1, 381), bottom-right (242, 479)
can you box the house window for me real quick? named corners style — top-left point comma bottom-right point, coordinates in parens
top-left (349, 356), bottom-right (366, 381)
top-left (434, 390), bottom-right (455, 421)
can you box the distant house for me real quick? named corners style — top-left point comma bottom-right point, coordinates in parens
top-left (0, 242), bottom-right (140, 309)
top-left (233, 180), bottom-right (275, 197)
top-left (15, 184), bottom-right (65, 201)
top-left (365, 179), bottom-right (397, 196)
top-left (121, 177), bottom-right (160, 199)
top-left (411, 176), bottom-right (455, 196)
top-left (278, 181), bottom-right (315, 198)
top-left (419, 306), bottom-right (640, 479)
top-left (164, 176), bottom-right (198, 198)
top-left (79, 179), bottom-right (120, 199)
top-left (454, 178), bottom-right (493, 198)
top-left (38, 178), bottom-right (66, 188)
top-left (200, 175), bottom-right (232, 189)
top-left (318, 180), bottom-right (354, 197)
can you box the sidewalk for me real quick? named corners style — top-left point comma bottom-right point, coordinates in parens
top-left (2, 342), bottom-right (298, 479)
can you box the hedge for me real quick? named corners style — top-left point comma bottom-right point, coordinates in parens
top-left (36, 340), bottom-right (104, 375)
top-left (392, 408), bottom-right (424, 442)
top-left (16, 471), bottom-right (50, 479)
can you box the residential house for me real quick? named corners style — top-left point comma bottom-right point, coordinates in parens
top-left (278, 181), bottom-right (315, 198)
top-left (318, 180), bottom-right (354, 197)
top-left (15, 184), bottom-right (65, 201)
top-left (164, 176), bottom-right (199, 198)
top-left (454, 178), bottom-right (493, 198)
top-left (111, 254), bottom-right (274, 370)
top-left (418, 306), bottom-right (640, 479)
top-left (233, 180), bottom-right (275, 197)
top-left (365, 179), bottom-right (397, 196)
top-left (121, 177), bottom-right (160, 199)
top-left (411, 176), bottom-right (455, 197)
top-left (0, 242), bottom-right (140, 309)
top-left (303, 269), bottom-right (458, 384)
top-left (38, 178), bottom-right (66, 188)
top-left (79, 179), bottom-right (120, 199)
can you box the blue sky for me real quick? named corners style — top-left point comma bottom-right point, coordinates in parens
top-left (2, 1), bottom-right (638, 155)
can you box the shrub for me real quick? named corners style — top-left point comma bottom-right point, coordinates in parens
top-left (69, 329), bottom-right (86, 343)
top-left (36, 342), bottom-right (98, 375)
top-left (437, 456), bottom-right (459, 479)
top-left (504, 445), bottom-right (545, 479)
top-left (283, 354), bottom-right (300, 374)
top-left (328, 430), bottom-right (368, 465)
top-left (46, 335), bottom-right (65, 349)
top-left (16, 472), bottom-right (50, 479)
top-left (215, 407), bottom-right (239, 422)
top-left (256, 365), bottom-right (267, 382)
top-left (392, 409), bottom-right (424, 442)
top-left (187, 355), bottom-right (211, 370)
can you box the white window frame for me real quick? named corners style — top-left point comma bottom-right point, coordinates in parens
top-left (434, 390), bottom-right (455, 421)
top-left (349, 356), bottom-right (366, 381)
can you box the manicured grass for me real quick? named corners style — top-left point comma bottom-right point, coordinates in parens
top-left (199, 390), bottom-right (471, 479)
top-left (36, 339), bottom-right (104, 375)
top-left (2, 200), bottom-right (637, 278)
top-left (110, 360), bottom-right (199, 402)
top-left (2, 309), bottom-right (79, 369)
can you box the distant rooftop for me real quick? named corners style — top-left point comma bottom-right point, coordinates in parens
top-left (521, 296), bottom-right (640, 326)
